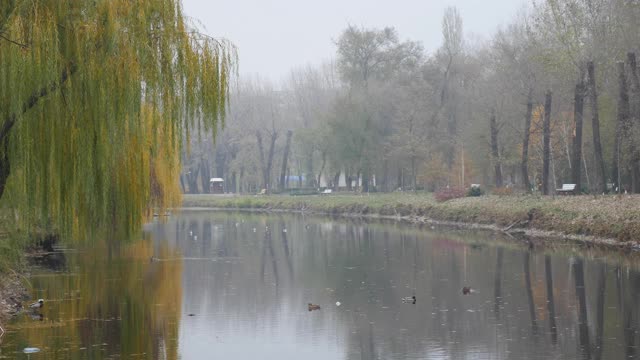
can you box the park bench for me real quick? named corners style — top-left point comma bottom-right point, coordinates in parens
top-left (556, 183), bottom-right (576, 195)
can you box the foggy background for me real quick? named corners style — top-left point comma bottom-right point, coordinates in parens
top-left (182, 0), bottom-right (528, 82)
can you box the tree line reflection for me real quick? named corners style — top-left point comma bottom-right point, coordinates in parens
top-left (4, 212), bottom-right (640, 360)
top-left (154, 212), bottom-right (640, 360)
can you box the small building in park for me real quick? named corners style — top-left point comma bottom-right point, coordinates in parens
top-left (209, 178), bottom-right (224, 194)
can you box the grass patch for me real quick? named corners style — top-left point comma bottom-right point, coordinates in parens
top-left (183, 193), bottom-right (640, 243)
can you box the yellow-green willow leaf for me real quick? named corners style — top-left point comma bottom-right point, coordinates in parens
top-left (0, 0), bottom-right (236, 242)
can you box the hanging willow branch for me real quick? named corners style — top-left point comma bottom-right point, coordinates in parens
top-left (0, 0), bottom-right (236, 241)
top-left (0, 63), bottom-right (77, 143)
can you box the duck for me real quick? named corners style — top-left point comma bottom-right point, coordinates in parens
top-left (308, 303), bottom-right (321, 311)
top-left (462, 287), bottom-right (475, 295)
top-left (29, 299), bottom-right (44, 309)
top-left (402, 296), bottom-right (416, 304)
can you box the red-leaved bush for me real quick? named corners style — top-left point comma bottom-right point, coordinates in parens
top-left (434, 187), bottom-right (466, 202)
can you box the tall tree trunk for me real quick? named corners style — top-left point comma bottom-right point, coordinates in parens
top-left (187, 165), bottom-right (201, 194)
top-left (231, 171), bottom-right (237, 194)
top-left (411, 156), bottom-right (417, 192)
top-left (179, 174), bottom-right (186, 193)
top-left (522, 90), bottom-right (533, 192)
top-left (614, 62), bottom-right (632, 193)
top-left (543, 90), bottom-right (552, 195)
top-left (215, 149), bottom-right (226, 178)
top-left (490, 109), bottom-right (503, 188)
top-left (255, 130), bottom-right (278, 193)
top-left (628, 53), bottom-right (640, 192)
top-left (305, 149), bottom-right (314, 188)
top-left (279, 130), bottom-right (293, 192)
top-left (362, 167), bottom-right (370, 192)
top-left (266, 131), bottom-right (278, 193)
top-left (200, 158), bottom-right (211, 194)
top-left (587, 61), bottom-right (607, 193)
top-left (255, 131), bottom-right (267, 190)
top-left (317, 151), bottom-right (326, 188)
top-left (333, 171), bottom-right (340, 191)
top-left (573, 82), bottom-right (585, 193)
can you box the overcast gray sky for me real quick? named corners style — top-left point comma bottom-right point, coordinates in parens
top-left (181, 0), bottom-right (528, 83)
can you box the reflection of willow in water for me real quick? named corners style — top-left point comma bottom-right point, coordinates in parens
top-left (10, 238), bottom-right (182, 359)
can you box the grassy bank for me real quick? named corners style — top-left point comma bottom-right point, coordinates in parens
top-left (183, 193), bottom-right (640, 244)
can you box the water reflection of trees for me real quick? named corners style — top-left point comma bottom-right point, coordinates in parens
top-left (6, 238), bottom-right (182, 359)
top-left (146, 212), bottom-right (640, 359)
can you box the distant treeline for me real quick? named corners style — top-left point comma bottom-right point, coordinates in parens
top-left (183, 0), bottom-right (640, 195)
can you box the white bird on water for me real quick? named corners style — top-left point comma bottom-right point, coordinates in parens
top-left (29, 299), bottom-right (44, 309)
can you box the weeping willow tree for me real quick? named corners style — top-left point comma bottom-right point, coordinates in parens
top-left (0, 0), bottom-right (235, 241)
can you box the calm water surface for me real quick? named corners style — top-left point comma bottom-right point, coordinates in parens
top-left (1, 210), bottom-right (640, 359)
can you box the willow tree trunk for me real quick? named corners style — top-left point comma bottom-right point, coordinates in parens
top-left (613, 62), bottom-right (631, 193)
top-left (522, 91), bottom-right (533, 192)
top-left (279, 130), bottom-right (293, 192)
top-left (490, 110), bottom-right (503, 188)
top-left (587, 61), bottom-right (607, 194)
top-left (0, 64), bottom-right (78, 200)
top-left (628, 53), bottom-right (640, 193)
top-left (572, 82), bottom-right (585, 193)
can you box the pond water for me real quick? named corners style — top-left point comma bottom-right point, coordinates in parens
top-left (1, 210), bottom-right (640, 359)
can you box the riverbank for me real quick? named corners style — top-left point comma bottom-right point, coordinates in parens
top-left (0, 272), bottom-right (27, 333)
top-left (183, 193), bottom-right (640, 247)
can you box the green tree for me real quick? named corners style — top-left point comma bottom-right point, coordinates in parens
top-left (0, 0), bottom-right (234, 239)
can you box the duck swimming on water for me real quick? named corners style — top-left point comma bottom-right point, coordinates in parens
top-left (308, 303), bottom-right (321, 311)
top-left (29, 299), bottom-right (44, 309)
top-left (462, 287), bottom-right (476, 295)
top-left (402, 296), bottom-right (416, 304)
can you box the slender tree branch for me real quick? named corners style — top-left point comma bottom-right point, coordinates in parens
top-left (0, 33), bottom-right (28, 48)
top-left (0, 63), bottom-right (78, 142)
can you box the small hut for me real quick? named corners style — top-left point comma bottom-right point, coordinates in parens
top-left (209, 178), bottom-right (224, 194)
